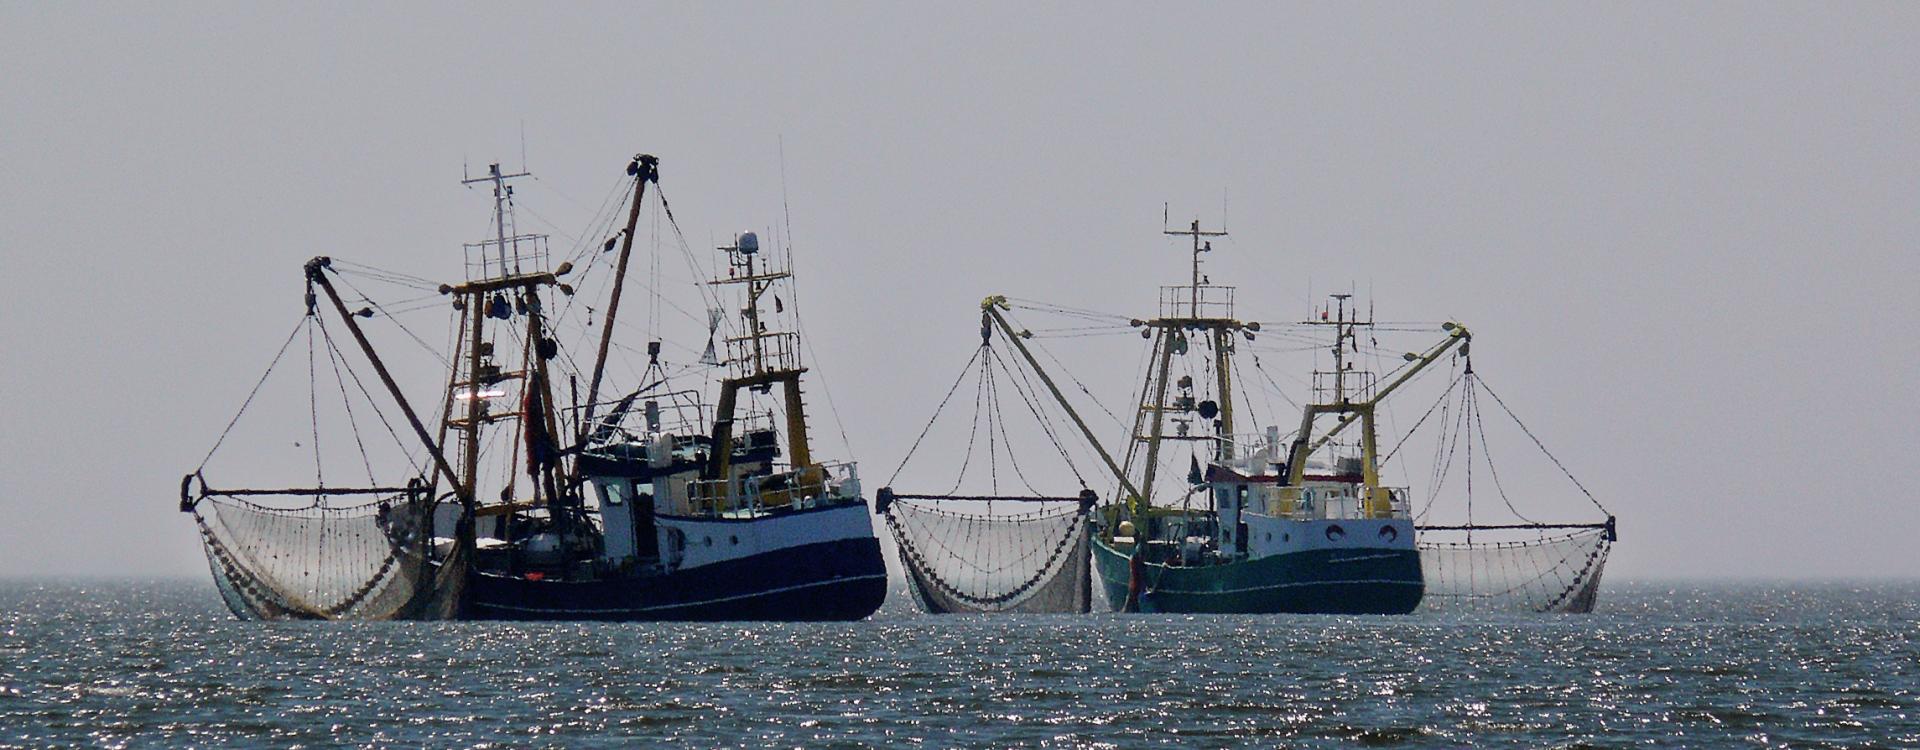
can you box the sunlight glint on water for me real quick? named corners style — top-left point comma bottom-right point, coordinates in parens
top-left (0, 580), bottom-right (1914, 747)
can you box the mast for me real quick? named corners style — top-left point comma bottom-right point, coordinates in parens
top-left (1330, 293), bottom-right (1352, 406)
top-left (581, 155), bottom-right (659, 438)
top-left (461, 286), bottom-right (484, 523)
top-left (464, 163), bottom-right (530, 276)
top-left (1119, 217), bottom-right (1245, 507)
top-left (705, 232), bottom-right (811, 481)
top-left (442, 164), bottom-right (563, 536)
top-left (1135, 324), bottom-right (1177, 509)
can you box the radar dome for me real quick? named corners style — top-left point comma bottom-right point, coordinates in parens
top-left (738, 231), bottom-right (759, 255)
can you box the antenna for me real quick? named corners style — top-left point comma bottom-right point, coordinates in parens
top-left (779, 136), bottom-right (794, 263)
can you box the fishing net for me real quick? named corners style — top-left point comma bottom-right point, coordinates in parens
top-left (1396, 364), bottom-right (1619, 614)
top-left (192, 490), bottom-right (462, 620)
top-left (884, 499), bottom-right (1091, 614)
top-left (1415, 527), bottom-right (1611, 613)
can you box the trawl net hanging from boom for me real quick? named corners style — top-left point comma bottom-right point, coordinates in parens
top-left (1407, 365), bottom-right (1618, 614)
top-left (879, 490), bottom-right (1094, 614)
top-left (876, 306), bottom-right (1110, 614)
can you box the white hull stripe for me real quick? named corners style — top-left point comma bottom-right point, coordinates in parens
top-left (1327, 553), bottom-right (1402, 564)
top-left (470, 573), bottom-right (888, 615)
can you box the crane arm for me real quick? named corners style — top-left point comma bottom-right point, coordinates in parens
top-left (1296, 324), bottom-right (1471, 462)
top-left (981, 296), bottom-right (1144, 503)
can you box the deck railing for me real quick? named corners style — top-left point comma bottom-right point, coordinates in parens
top-left (1258, 485), bottom-right (1410, 520)
top-left (1158, 285), bottom-right (1236, 320)
top-left (463, 234), bottom-right (552, 282)
top-left (677, 461), bottom-right (861, 517)
top-left (725, 331), bottom-right (802, 377)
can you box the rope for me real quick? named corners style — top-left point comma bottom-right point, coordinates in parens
top-left (307, 319), bottom-right (323, 489)
top-left (197, 315), bottom-right (307, 471)
top-left (1474, 375), bottom-right (1610, 515)
top-left (1469, 374), bottom-right (1537, 524)
top-left (1380, 370), bottom-right (1465, 466)
top-left (318, 317), bottom-right (377, 484)
top-left (988, 345), bottom-right (1087, 487)
top-left (652, 183), bottom-right (725, 329)
top-left (983, 355), bottom-right (1032, 494)
top-left (329, 259), bottom-right (440, 292)
top-left (886, 346), bottom-right (985, 486)
top-left (944, 357), bottom-right (989, 495)
top-left (334, 275), bottom-right (453, 370)
top-left (1246, 350), bottom-right (1303, 411)
top-left (1416, 375), bottom-right (1468, 523)
top-left (1005, 308), bottom-right (1128, 432)
top-left (316, 318), bottom-right (422, 476)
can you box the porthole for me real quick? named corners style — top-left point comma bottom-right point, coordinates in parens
top-left (1282, 533), bottom-right (1290, 543)
top-left (1264, 533), bottom-right (1272, 542)
top-left (1378, 526), bottom-right (1399, 542)
top-left (1325, 525), bottom-right (1346, 542)
top-left (703, 537), bottom-right (713, 547)
top-left (729, 535), bottom-right (739, 545)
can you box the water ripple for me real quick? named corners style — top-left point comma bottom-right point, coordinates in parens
top-left (0, 580), bottom-right (1916, 747)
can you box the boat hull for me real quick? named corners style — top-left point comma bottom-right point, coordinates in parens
top-left (461, 535), bottom-right (887, 621)
top-left (459, 501), bottom-right (888, 622)
top-left (1091, 536), bottom-right (1423, 615)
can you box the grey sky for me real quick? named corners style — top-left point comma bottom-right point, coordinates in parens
top-left (3, 2), bottom-right (1916, 582)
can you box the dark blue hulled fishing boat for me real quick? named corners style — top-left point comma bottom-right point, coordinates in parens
top-left (182, 154), bottom-right (885, 621)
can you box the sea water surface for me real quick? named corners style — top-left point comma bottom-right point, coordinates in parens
top-left (1, 579), bottom-right (1915, 748)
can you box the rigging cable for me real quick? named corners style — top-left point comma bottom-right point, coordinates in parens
top-left (334, 275), bottom-right (453, 370)
top-left (1380, 369), bottom-right (1467, 466)
top-left (1474, 376), bottom-right (1611, 515)
top-left (317, 317), bottom-right (425, 477)
top-left (196, 315), bottom-right (308, 472)
top-left (988, 343), bottom-right (1088, 487)
top-left (317, 315), bottom-right (378, 485)
top-left (885, 346), bottom-right (986, 487)
top-left (1469, 372), bottom-right (1538, 524)
top-left (307, 318), bottom-right (324, 492)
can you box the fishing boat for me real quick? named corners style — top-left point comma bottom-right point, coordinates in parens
top-left (885, 215), bottom-right (1615, 615)
top-left (985, 221), bottom-right (1456, 614)
top-left (1085, 275), bottom-right (1456, 615)
top-left (180, 154), bottom-right (887, 621)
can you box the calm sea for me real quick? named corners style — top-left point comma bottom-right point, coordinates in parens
top-left (1, 579), bottom-right (1914, 748)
